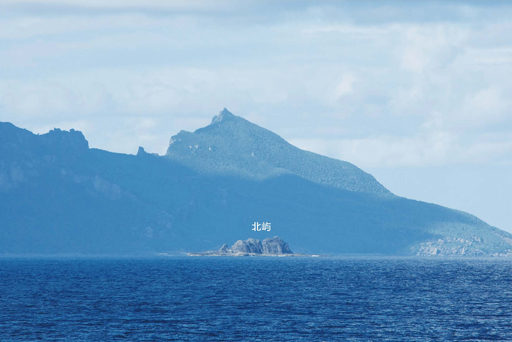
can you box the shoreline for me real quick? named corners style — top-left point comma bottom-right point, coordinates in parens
top-left (187, 252), bottom-right (321, 257)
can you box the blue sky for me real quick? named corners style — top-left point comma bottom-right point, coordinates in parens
top-left (1, 1), bottom-right (511, 232)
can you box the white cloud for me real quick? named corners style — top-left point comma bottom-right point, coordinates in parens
top-left (0, 0), bottom-right (233, 11)
top-left (291, 132), bottom-right (456, 168)
top-left (399, 25), bottom-right (467, 73)
top-left (290, 122), bottom-right (512, 168)
top-left (0, 14), bottom-right (178, 40)
top-left (459, 87), bottom-right (508, 126)
top-left (127, 79), bottom-right (182, 114)
top-left (0, 80), bottom-right (114, 118)
top-left (334, 74), bottom-right (355, 99)
top-left (302, 24), bottom-right (394, 39)
top-left (0, 81), bottom-right (75, 117)
top-left (401, 46), bottom-right (430, 73)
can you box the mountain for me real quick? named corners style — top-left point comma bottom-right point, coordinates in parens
top-left (166, 108), bottom-right (389, 194)
top-left (1, 111), bottom-right (511, 256)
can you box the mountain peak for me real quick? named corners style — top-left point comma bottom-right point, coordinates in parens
top-left (211, 108), bottom-right (235, 124)
top-left (43, 128), bottom-right (89, 151)
top-left (137, 146), bottom-right (146, 156)
top-left (166, 109), bottom-right (391, 194)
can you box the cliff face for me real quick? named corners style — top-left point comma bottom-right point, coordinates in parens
top-left (232, 238), bottom-right (264, 254)
top-left (226, 237), bottom-right (293, 255)
top-left (262, 237), bottom-right (293, 254)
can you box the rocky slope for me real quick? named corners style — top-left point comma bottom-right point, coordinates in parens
top-left (189, 236), bottom-right (298, 256)
top-left (166, 109), bottom-right (389, 194)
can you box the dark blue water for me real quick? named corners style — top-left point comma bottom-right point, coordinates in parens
top-left (1, 257), bottom-right (512, 341)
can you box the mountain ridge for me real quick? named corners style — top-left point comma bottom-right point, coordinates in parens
top-left (166, 108), bottom-right (390, 194)
top-left (1, 112), bottom-right (511, 256)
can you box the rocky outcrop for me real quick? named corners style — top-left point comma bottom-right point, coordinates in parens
top-left (189, 237), bottom-right (301, 256)
top-left (231, 238), bottom-right (264, 254)
top-left (219, 244), bottom-right (231, 254)
top-left (262, 236), bottom-right (293, 254)
top-left (137, 146), bottom-right (147, 156)
top-left (41, 128), bottom-right (89, 153)
top-left (411, 236), bottom-right (512, 257)
top-left (229, 237), bottom-right (292, 255)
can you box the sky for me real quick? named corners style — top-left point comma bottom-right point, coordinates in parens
top-left (1, 1), bottom-right (511, 232)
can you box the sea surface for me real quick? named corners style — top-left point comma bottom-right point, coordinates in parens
top-left (1, 257), bottom-right (512, 341)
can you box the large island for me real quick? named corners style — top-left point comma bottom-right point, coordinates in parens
top-left (2, 110), bottom-right (512, 256)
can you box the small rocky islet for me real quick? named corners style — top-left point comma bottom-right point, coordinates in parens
top-left (188, 236), bottom-right (317, 257)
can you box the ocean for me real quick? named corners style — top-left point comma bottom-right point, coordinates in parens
top-left (1, 257), bottom-right (511, 341)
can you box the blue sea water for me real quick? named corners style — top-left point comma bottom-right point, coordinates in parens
top-left (1, 257), bottom-right (512, 341)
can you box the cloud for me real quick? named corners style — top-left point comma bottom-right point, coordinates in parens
top-left (290, 132), bottom-right (454, 168)
top-left (0, 14), bottom-right (162, 40)
top-left (334, 74), bottom-right (355, 99)
top-left (302, 24), bottom-right (393, 39)
top-left (0, 81), bottom-right (75, 117)
top-left (459, 87), bottom-right (508, 126)
top-left (399, 25), bottom-right (466, 73)
top-left (401, 46), bottom-right (430, 73)
top-left (290, 130), bottom-right (512, 168)
top-left (0, 0), bottom-right (236, 14)
top-left (0, 80), bottom-right (114, 118)
top-left (126, 78), bottom-right (182, 114)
